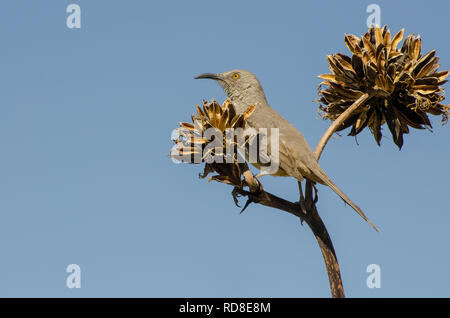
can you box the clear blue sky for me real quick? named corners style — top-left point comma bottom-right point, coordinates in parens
top-left (0, 0), bottom-right (448, 297)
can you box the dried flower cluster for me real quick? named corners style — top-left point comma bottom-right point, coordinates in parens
top-left (318, 25), bottom-right (449, 148)
top-left (171, 98), bottom-right (255, 187)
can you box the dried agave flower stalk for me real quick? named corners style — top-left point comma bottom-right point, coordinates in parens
top-left (317, 25), bottom-right (450, 149)
top-left (171, 98), bottom-right (256, 187)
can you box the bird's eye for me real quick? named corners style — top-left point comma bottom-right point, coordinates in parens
top-left (232, 73), bottom-right (239, 79)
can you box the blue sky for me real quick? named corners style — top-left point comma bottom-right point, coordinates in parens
top-left (0, 0), bottom-right (449, 297)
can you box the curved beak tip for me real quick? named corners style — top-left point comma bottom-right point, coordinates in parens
top-left (194, 73), bottom-right (222, 81)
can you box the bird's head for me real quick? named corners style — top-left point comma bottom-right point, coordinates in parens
top-left (195, 70), bottom-right (267, 105)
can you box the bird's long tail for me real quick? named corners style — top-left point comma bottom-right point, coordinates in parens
top-left (319, 173), bottom-right (379, 232)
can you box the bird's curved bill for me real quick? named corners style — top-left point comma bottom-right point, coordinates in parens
top-left (194, 73), bottom-right (223, 81)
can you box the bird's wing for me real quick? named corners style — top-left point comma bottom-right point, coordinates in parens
top-left (282, 129), bottom-right (323, 183)
top-left (277, 136), bottom-right (307, 181)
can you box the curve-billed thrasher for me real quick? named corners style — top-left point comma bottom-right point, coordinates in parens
top-left (195, 69), bottom-right (377, 231)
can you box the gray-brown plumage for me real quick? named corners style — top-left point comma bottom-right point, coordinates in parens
top-left (195, 70), bottom-right (378, 231)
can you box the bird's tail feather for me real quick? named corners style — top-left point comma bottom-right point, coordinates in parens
top-left (321, 175), bottom-right (379, 232)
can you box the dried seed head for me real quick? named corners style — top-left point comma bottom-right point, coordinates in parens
top-left (170, 98), bottom-right (255, 187)
top-left (318, 25), bottom-right (449, 149)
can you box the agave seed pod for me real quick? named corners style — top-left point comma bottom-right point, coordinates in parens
top-left (318, 25), bottom-right (449, 149)
top-left (171, 98), bottom-right (255, 187)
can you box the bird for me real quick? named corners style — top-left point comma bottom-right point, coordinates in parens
top-left (195, 69), bottom-right (378, 231)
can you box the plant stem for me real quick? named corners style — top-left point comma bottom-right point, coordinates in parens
top-left (315, 93), bottom-right (370, 159)
top-left (303, 92), bottom-right (370, 297)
